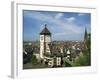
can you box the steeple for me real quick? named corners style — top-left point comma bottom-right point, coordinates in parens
top-left (84, 27), bottom-right (87, 41)
top-left (84, 27), bottom-right (88, 49)
top-left (40, 24), bottom-right (51, 35)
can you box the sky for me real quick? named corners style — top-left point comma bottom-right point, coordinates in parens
top-left (23, 10), bottom-right (91, 41)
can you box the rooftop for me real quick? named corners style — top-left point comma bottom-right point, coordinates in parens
top-left (40, 24), bottom-right (51, 35)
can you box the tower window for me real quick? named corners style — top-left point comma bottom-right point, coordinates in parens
top-left (41, 36), bottom-right (43, 40)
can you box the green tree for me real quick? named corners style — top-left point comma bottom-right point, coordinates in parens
top-left (73, 33), bottom-right (91, 66)
top-left (64, 61), bottom-right (72, 67)
top-left (31, 55), bottom-right (38, 65)
top-left (73, 51), bottom-right (90, 66)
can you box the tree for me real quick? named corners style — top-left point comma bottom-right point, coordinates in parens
top-left (64, 61), bottom-right (72, 67)
top-left (31, 55), bottom-right (38, 65)
top-left (73, 33), bottom-right (91, 66)
top-left (73, 51), bottom-right (90, 66)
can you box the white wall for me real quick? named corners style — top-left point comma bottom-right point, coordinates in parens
top-left (0, 0), bottom-right (100, 80)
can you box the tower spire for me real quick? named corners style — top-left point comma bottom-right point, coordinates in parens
top-left (40, 24), bottom-right (51, 35)
top-left (84, 27), bottom-right (87, 40)
top-left (84, 27), bottom-right (88, 49)
top-left (45, 24), bottom-right (47, 28)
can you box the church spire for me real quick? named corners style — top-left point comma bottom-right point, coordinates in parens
top-left (84, 27), bottom-right (88, 49)
top-left (84, 27), bottom-right (87, 41)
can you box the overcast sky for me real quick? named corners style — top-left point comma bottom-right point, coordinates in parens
top-left (23, 10), bottom-right (91, 41)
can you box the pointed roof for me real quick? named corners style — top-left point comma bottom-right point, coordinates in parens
top-left (40, 24), bottom-right (51, 35)
top-left (84, 27), bottom-right (87, 39)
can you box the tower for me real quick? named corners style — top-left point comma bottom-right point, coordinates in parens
top-left (84, 28), bottom-right (87, 41)
top-left (84, 28), bottom-right (88, 49)
top-left (40, 24), bottom-right (51, 59)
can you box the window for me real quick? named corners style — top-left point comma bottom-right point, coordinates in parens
top-left (41, 36), bottom-right (43, 40)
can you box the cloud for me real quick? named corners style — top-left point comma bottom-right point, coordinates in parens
top-left (54, 13), bottom-right (64, 19)
top-left (54, 32), bottom-right (71, 36)
top-left (24, 11), bottom-right (84, 34)
top-left (78, 13), bottom-right (85, 16)
top-left (65, 17), bottom-right (76, 23)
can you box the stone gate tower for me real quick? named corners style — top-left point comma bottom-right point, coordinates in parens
top-left (40, 24), bottom-right (51, 59)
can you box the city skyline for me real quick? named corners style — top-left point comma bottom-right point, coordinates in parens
top-left (23, 10), bottom-right (91, 41)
